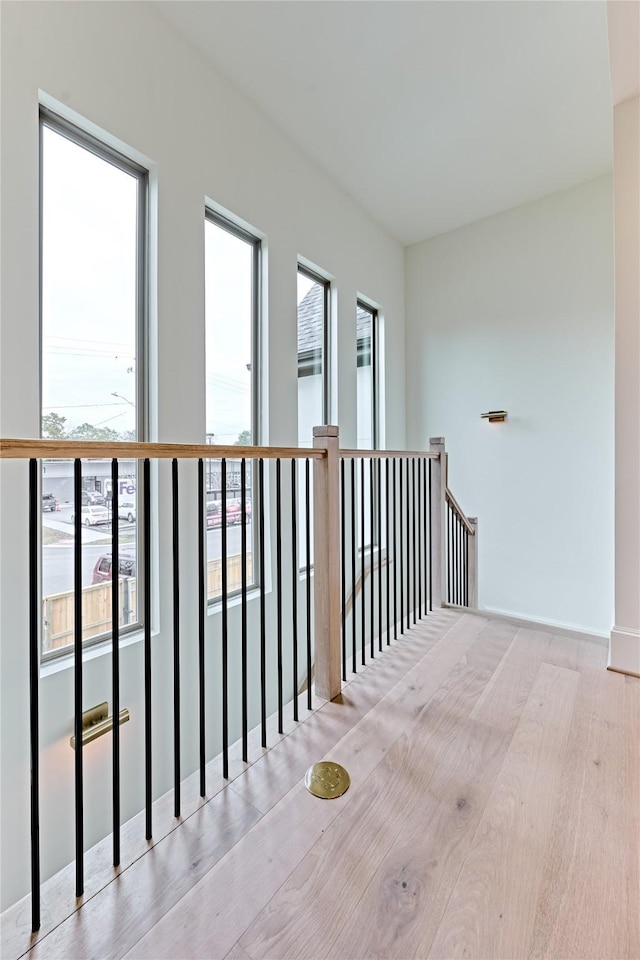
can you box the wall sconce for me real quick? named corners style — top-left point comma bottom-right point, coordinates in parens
top-left (481, 410), bottom-right (508, 423)
top-left (70, 702), bottom-right (130, 749)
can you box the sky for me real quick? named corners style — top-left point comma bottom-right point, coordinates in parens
top-left (42, 124), bottom-right (139, 435)
top-left (42, 123), bottom-right (332, 444)
top-left (204, 219), bottom-right (252, 441)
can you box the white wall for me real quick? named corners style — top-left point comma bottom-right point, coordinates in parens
top-left (405, 176), bottom-right (614, 635)
top-left (0, 0), bottom-right (406, 910)
top-left (610, 95), bottom-right (640, 674)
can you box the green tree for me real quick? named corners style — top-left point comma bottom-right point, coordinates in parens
top-left (235, 430), bottom-right (252, 446)
top-left (41, 412), bottom-right (68, 439)
top-left (69, 423), bottom-right (122, 442)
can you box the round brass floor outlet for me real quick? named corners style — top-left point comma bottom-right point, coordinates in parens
top-left (304, 761), bottom-right (350, 799)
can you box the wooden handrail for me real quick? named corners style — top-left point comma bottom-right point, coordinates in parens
top-left (445, 486), bottom-right (475, 535)
top-left (0, 438), bottom-right (326, 461)
top-left (1, 438), bottom-right (442, 462)
top-left (339, 448), bottom-right (439, 460)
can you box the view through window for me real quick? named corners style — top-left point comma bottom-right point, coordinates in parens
top-left (297, 267), bottom-right (328, 446)
top-left (357, 301), bottom-right (377, 450)
top-left (357, 301), bottom-right (379, 546)
top-left (205, 213), bottom-right (258, 600)
top-left (296, 267), bottom-right (329, 567)
top-left (40, 112), bottom-right (146, 656)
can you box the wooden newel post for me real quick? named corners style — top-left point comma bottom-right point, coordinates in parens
top-left (429, 437), bottom-right (447, 608)
top-left (313, 425), bottom-right (342, 701)
top-left (467, 517), bottom-right (478, 608)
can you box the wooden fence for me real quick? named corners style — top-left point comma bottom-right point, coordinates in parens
top-left (43, 552), bottom-right (254, 653)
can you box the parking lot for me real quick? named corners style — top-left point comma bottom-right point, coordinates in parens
top-left (42, 503), bottom-right (252, 596)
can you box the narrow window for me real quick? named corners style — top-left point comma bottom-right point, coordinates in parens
top-left (40, 109), bottom-right (147, 658)
top-left (297, 265), bottom-right (330, 446)
top-left (357, 300), bottom-right (378, 450)
top-left (205, 211), bottom-right (260, 600)
top-left (357, 301), bottom-right (379, 548)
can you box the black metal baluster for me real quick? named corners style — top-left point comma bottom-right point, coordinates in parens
top-left (464, 527), bottom-right (468, 607)
top-left (447, 503), bottom-right (451, 604)
top-left (29, 459), bottom-right (40, 932)
top-left (377, 457), bottom-right (382, 652)
top-left (407, 456), bottom-right (412, 625)
top-left (458, 516), bottom-right (462, 606)
top-left (221, 459), bottom-right (229, 778)
top-left (458, 518), bottom-right (464, 604)
top-left (446, 503), bottom-right (450, 604)
top-left (369, 456), bottom-right (375, 658)
top-left (198, 459), bottom-right (206, 796)
top-left (111, 458), bottom-right (121, 866)
top-left (393, 458), bottom-right (398, 639)
top-left (73, 458), bottom-right (84, 896)
top-left (417, 457), bottom-right (422, 619)
top-left (399, 458), bottom-right (404, 635)
top-left (454, 508), bottom-right (458, 605)
top-left (259, 458), bottom-right (267, 745)
top-left (276, 459), bottom-right (283, 735)
top-left (405, 457), bottom-right (411, 630)
top-left (305, 458), bottom-right (312, 709)
top-left (423, 459), bottom-right (428, 616)
top-left (456, 512), bottom-right (459, 605)
top-left (412, 458), bottom-right (417, 625)
top-left (143, 458), bottom-right (152, 840)
top-left (172, 459), bottom-right (180, 817)
top-left (241, 459), bottom-right (249, 755)
top-left (428, 460), bottom-right (433, 612)
top-left (291, 460), bottom-right (299, 720)
top-left (360, 456), bottom-right (366, 663)
top-left (457, 515), bottom-right (461, 606)
top-left (340, 457), bottom-right (346, 681)
top-left (385, 457), bottom-right (390, 645)
top-left (350, 458), bottom-right (357, 673)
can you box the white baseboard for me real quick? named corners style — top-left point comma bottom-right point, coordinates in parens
top-left (608, 626), bottom-right (640, 678)
top-left (445, 604), bottom-right (609, 646)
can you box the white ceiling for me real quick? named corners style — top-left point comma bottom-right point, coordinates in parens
top-left (154, 1), bottom-right (613, 246)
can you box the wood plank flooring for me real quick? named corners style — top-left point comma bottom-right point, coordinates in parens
top-left (8, 610), bottom-right (639, 960)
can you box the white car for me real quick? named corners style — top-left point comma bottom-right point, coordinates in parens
top-left (70, 504), bottom-right (109, 526)
top-left (119, 501), bottom-right (136, 523)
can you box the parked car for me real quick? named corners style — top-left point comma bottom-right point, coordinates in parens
top-left (42, 493), bottom-right (60, 512)
top-left (70, 504), bottom-right (109, 526)
top-left (92, 553), bottom-right (136, 584)
top-left (206, 502), bottom-right (222, 528)
top-left (206, 500), bottom-right (243, 528)
top-left (229, 498), bottom-right (252, 521)
top-left (86, 491), bottom-right (106, 506)
top-left (119, 501), bottom-right (136, 523)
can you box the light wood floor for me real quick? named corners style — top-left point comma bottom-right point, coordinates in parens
top-left (8, 610), bottom-right (640, 959)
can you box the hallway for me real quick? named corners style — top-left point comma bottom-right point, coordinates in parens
top-left (7, 609), bottom-right (638, 959)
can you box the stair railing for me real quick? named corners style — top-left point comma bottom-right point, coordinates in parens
top-left (0, 428), bottom-right (476, 944)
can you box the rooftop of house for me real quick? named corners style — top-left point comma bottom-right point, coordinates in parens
top-left (298, 284), bottom-right (372, 358)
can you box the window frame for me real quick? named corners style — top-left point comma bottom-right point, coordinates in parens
top-left (357, 299), bottom-right (379, 450)
top-left (205, 208), bottom-right (262, 446)
top-left (297, 264), bottom-right (331, 427)
top-left (204, 208), bottom-right (262, 604)
top-left (39, 107), bottom-right (149, 662)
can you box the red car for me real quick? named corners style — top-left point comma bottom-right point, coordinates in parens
top-left (206, 501), bottom-right (243, 528)
top-left (92, 553), bottom-right (136, 584)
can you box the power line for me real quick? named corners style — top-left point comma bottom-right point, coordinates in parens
top-left (43, 402), bottom-right (128, 410)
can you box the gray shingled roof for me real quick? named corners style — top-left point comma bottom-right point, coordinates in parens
top-left (297, 284), bottom-right (372, 358)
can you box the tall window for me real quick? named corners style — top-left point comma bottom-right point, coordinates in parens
top-left (205, 211), bottom-right (260, 600)
top-left (357, 301), bottom-right (378, 450)
top-left (297, 266), bottom-right (329, 446)
top-left (40, 109), bottom-right (147, 658)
